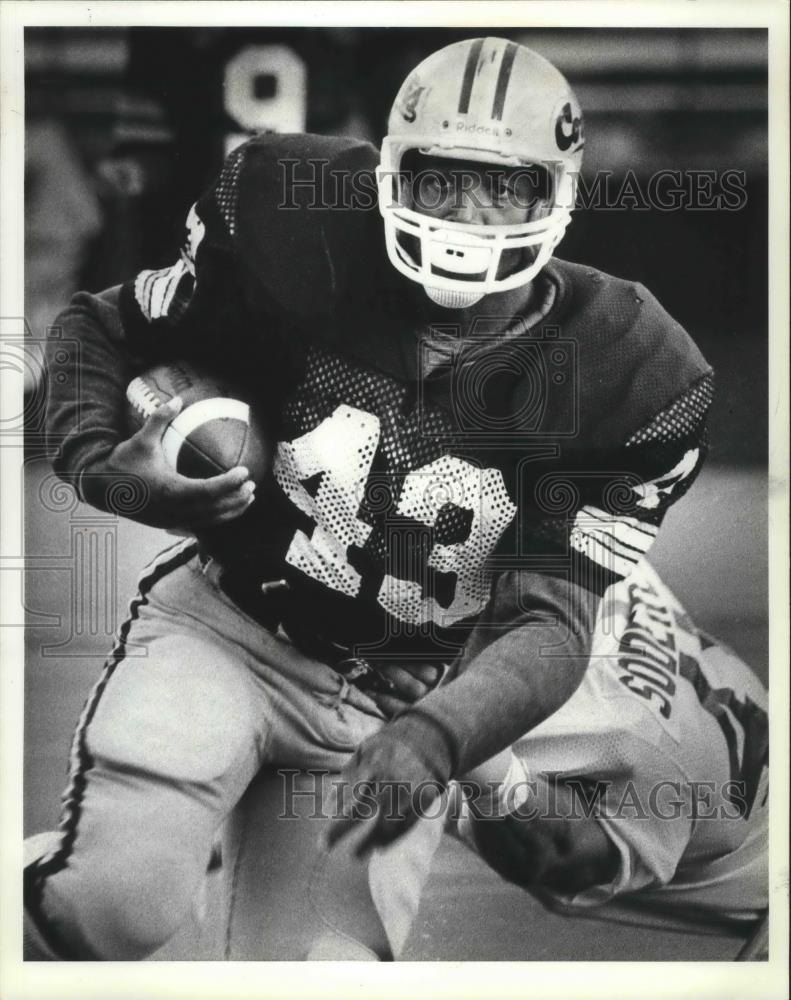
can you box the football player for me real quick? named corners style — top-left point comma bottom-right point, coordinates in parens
top-left (26, 38), bottom-right (745, 961)
top-left (452, 561), bottom-right (768, 927)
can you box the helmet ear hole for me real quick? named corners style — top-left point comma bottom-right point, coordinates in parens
top-left (396, 149), bottom-right (421, 207)
top-left (399, 150), bottom-right (453, 213)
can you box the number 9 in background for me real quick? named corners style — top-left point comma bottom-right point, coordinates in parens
top-left (223, 45), bottom-right (307, 155)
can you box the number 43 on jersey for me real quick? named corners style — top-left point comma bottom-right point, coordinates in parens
top-left (274, 405), bottom-right (517, 627)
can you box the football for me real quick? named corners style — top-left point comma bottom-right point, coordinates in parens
top-left (126, 360), bottom-right (270, 482)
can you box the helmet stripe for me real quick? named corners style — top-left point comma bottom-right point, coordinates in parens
top-left (491, 41), bottom-right (518, 121)
top-left (457, 37), bottom-right (484, 114)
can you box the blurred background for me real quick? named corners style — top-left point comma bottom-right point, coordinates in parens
top-left (21, 27), bottom-right (768, 959)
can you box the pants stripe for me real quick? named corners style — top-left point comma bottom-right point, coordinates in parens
top-left (29, 538), bottom-right (199, 889)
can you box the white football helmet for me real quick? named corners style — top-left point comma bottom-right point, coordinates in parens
top-left (377, 37), bottom-right (584, 307)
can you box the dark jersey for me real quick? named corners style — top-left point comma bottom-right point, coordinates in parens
top-left (46, 134), bottom-right (713, 773)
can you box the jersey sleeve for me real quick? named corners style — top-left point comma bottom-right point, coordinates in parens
top-left (518, 368), bottom-right (713, 601)
top-left (568, 371), bottom-right (713, 586)
top-left (45, 286), bottom-right (135, 502)
top-left (118, 132), bottom-right (381, 354)
top-left (511, 265), bottom-right (714, 597)
top-left (624, 370), bottom-right (713, 515)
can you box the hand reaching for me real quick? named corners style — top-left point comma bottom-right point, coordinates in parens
top-left (325, 721), bottom-right (448, 857)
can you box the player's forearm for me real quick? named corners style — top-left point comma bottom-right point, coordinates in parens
top-left (45, 286), bottom-right (133, 504)
top-left (394, 626), bottom-right (590, 781)
top-left (392, 572), bottom-right (599, 781)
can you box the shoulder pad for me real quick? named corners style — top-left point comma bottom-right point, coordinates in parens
top-left (547, 260), bottom-right (711, 445)
top-left (229, 134), bottom-right (381, 318)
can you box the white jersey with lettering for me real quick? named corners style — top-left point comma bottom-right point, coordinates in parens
top-left (505, 559), bottom-right (768, 919)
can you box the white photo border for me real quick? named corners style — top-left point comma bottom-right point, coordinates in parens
top-left (1, 3), bottom-right (788, 998)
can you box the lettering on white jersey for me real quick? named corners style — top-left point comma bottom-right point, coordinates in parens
top-left (616, 572), bottom-right (768, 819)
top-left (617, 577), bottom-right (679, 722)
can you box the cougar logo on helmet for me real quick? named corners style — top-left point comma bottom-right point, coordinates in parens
top-left (555, 102), bottom-right (584, 153)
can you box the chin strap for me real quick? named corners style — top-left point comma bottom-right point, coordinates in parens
top-left (424, 285), bottom-right (484, 309)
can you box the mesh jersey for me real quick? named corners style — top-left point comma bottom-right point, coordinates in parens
top-left (48, 134), bottom-right (713, 666)
top-left (503, 560), bottom-right (768, 917)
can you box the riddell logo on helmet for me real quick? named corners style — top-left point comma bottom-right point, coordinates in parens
top-left (455, 122), bottom-right (504, 138)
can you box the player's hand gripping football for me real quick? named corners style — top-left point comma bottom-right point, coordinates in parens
top-left (83, 397), bottom-right (256, 530)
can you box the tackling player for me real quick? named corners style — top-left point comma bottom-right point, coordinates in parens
top-left (452, 561), bottom-right (767, 928)
top-left (24, 38), bottom-right (763, 961)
